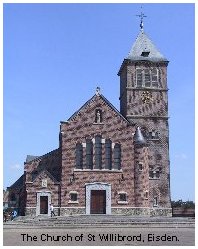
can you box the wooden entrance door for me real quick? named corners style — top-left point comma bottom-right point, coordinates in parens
top-left (90, 190), bottom-right (106, 214)
top-left (40, 196), bottom-right (48, 214)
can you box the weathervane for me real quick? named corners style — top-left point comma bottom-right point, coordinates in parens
top-left (136, 6), bottom-right (147, 31)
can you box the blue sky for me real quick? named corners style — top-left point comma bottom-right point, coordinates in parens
top-left (3, 3), bottom-right (195, 201)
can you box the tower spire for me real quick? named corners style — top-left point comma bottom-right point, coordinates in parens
top-left (136, 6), bottom-right (147, 31)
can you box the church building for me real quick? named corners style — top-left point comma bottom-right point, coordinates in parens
top-left (8, 16), bottom-right (172, 217)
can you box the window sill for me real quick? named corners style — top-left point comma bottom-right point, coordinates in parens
top-left (68, 201), bottom-right (79, 204)
top-left (149, 177), bottom-right (160, 180)
top-left (93, 122), bottom-right (104, 125)
top-left (117, 201), bottom-right (128, 205)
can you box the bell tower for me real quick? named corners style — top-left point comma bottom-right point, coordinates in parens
top-left (118, 14), bottom-right (171, 209)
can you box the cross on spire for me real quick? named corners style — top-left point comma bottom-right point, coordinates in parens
top-left (136, 6), bottom-right (147, 31)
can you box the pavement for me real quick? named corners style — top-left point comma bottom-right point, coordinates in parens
top-left (3, 215), bottom-right (195, 246)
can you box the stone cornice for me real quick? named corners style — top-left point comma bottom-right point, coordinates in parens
top-left (126, 87), bottom-right (168, 92)
top-left (126, 115), bottom-right (169, 119)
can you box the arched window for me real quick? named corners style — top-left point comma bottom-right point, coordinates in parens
top-left (114, 144), bottom-right (121, 170)
top-left (95, 135), bottom-right (102, 169)
top-left (75, 143), bottom-right (83, 169)
top-left (105, 139), bottom-right (112, 169)
top-left (86, 139), bottom-right (93, 169)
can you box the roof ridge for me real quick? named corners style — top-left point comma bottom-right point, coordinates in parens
top-left (25, 148), bottom-right (60, 163)
top-left (67, 95), bottom-right (95, 121)
top-left (8, 174), bottom-right (24, 189)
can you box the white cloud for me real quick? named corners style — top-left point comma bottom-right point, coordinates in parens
top-left (10, 164), bottom-right (22, 170)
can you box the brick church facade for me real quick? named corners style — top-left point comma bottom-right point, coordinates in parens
top-left (8, 22), bottom-right (172, 217)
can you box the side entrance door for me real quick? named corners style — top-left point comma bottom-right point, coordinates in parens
top-left (40, 196), bottom-right (48, 214)
top-left (90, 190), bottom-right (106, 214)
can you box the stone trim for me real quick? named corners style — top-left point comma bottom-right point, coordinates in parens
top-left (126, 87), bottom-right (168, 92)
top-left (112, 206), bottom-right (150, 209)
top-left (68, 200), bottom-right (79, 204)
top-left (85, 182), bottom-right (111, 215)
top-left (60, 207), bottom-right (85, 216)
top-left (36, 191), bottom-right (51, 216)
top-left (74, 169), bottom-right (122, 173)
top-left (69, 191), bottom-right (78, 194)
top-left (117, 201), bottom-right (128, 204)
top-left (93, 123), bottom-right (104, 125)
top-left (111, 207), bottom-right (172, 216)
top-left (60, 207), bottom-right (85, 209)
top-left (118, 191), bottom-right (127, 194)
top-left (127, 115), bottom-right (169, 119)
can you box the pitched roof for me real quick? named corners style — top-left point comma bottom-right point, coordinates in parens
top-left (32, 168), bottom-right (60, 184)
top-left (67, 93), bottom-right (129, 123)
top-left (8, 175), bottom-right (24, 189)
top-left (26, 155), bottom-right (39, 163)
top-left (127, 30), bottom-right (168, 62)
top-left (25, 149), bottom-right (59, 164)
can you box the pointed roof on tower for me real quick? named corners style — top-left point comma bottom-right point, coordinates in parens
top-left (126, 30), bottom-right (168, 62)
top-left (118, 14), bottom-right (169, 75)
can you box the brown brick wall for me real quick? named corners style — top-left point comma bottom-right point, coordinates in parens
top-left (119, 60), bottom-right (171, 209)
top-left (26, 171), bottom-right (60, 207)
top-left (134, 145), bottom-right (150, 207)
top-left (24, 149), bottom-right (61, 183)
top-left (24, 149), bottom-right (61, 210)
top-left (60, 95), bottom-right (137, 207)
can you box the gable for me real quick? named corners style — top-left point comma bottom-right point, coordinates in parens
top-left (32, 169), bottom-right (59, 184)
top-left (65, 93), bottom-right (129, 125)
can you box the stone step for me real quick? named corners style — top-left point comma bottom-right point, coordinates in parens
top-left (4, 215), bottom-right (195, 228)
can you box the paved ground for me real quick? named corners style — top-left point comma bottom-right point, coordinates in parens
top-left (3, 215), bottom-right (195, 246)
top-left (4, 226), bottom-right (195, 246)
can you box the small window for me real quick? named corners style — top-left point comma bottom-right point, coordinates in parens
top-left (145, 191), bottom-right (149, 199)
top-left (138, 162), bottom-right (143, 171)
top-left (119, 193), bottom-right (127, 202)
top-left (149, 166), bottom-right (154, 178)
top-left (149, 170), bottom-right (154, 178)
top-left (153, 197), bottom-right (158, 207)
top-left (149, 166), bottom-right (160, 179)
top-left (155, 171), bottom-right (160, 179)
top-left (70, 193), bottom-right (77, 202)
top-left (148, 131), bottom-right (159, 140)
top-left (141, 51), bottom-right (150, 57)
